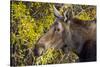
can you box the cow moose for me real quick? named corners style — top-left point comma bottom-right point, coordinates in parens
top-left (35, 6), bottom-right (96, 62)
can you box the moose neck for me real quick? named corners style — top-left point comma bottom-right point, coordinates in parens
top-left (62, 18), bottom-right (91, 54)
top-left (70, 18), bottom-right (96, 54)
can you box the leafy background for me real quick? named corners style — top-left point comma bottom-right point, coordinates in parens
top-left (10, 1), bottom-right (96, 66)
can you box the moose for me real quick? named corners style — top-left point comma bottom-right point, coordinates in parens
top-left (35, 6), bottom-right (96, 62)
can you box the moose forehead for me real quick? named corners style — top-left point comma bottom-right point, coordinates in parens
top-left (52, 18), bottom-right (65, 29)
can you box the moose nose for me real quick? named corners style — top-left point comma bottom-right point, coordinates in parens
top-left (34, 46), bottom-right (45, 56)
top-left (35, 40), bottom-right (45, 56)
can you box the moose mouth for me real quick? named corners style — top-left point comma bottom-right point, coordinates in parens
top-left (34, 43), bottom-right (45, 56)
top-left (34, 42), bottom-right (70, 56)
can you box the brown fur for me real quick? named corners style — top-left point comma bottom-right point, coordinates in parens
top-left (36, 17), bottom-right (96, 62)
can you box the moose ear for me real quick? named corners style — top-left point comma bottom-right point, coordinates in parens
top-left (53, 6), bottom-right (63, 19)
top-left (64, 7), bottom-right (73, 22)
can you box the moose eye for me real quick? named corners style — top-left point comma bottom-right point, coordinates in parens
top-left (54, 21), bottom-right (63, 32)
top-left (57, 28), bottom-right (60, 32)
top-left (54, 27), bottom-right (60, 32)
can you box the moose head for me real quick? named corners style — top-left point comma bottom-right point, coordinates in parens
top-left (35, 5), bottom-right (96, 62)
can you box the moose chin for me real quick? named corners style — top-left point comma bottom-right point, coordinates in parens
top-left (35, 6), bottom-right (96, 62)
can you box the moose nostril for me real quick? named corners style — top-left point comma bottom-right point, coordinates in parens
top-left (35, 38), bottom-right (46, 56)
top-left (34, 43), bottom-right (45, 56)
top-left (34, 48), bottom-right (39, 56)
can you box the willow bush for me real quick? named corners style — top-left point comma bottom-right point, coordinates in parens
top-left (10, 1), bottom-right (96, 66)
